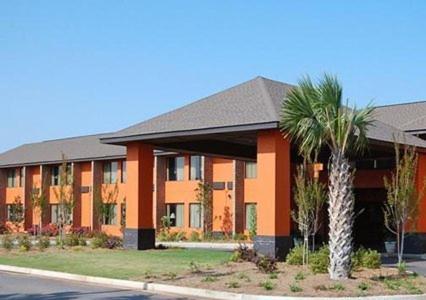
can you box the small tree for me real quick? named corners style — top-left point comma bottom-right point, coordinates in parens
top-left (221, 206), bottom-right (233, 239)
top-left (53, 156), bottom-right (74, 247)
top-left (9, 196), bottom-right (25, 232)
top-left (292, 164), bottom-right (327, 265)
top-left (93, 181), bottom-right (119, 227)
top-left (383, 142), bottom-right (423, 266)
top-left (31, 174), bottom-right (48, 236)
top-left (248, 204), bottom-right (257, 240)
top-left (195, 182), bottom-right (213, 237)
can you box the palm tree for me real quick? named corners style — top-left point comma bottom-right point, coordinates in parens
top-left (280, 74), bottom-right (374, 280)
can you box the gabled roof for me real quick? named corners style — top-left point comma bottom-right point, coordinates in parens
top-left (374, 101), bottom-right (426, 132)
top-left (101, 76), bottom-right (293, 143)
top-left (0, 133), bottom-right (126, 168)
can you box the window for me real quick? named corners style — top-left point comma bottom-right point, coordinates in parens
top-left (7, 204), bottom-right (23, 222)
top-left (190, 156), bottom-right (203, 180)
top-left (120, 203), bottom-right (126, 227)
top-left (51, 166), bottom-right (60, 186)
top-left (121, 161), bottom-right (127, 183)
top-left (245, 203), bottom-right (257, 230)
top-left (102, 204), bottom-right (117, 225)
top-left (189, 203), bottom-right (202, 228)
top-left (245, 162), bottom-right (257, 179)
top-left (166, 203), bottom-right (184, 227)
top-left (19, 168), bottom-right (24, 187)
top-left (167, 157), bottom-right (184, 181)
top-left (50, 204), bottom-right (73, 225)
top-left (103, 161), bottom-right (118, 184)
top-left (7, 169), bottom-right (16, 188)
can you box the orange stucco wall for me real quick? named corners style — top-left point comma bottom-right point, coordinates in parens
top-left (256, 129), bottom-right (291, 237)
top-left (417, 153), bottom-right (426, 232)
top-left (212, 158), bottom-right (233, 233)
top-left (80, 162), bottom-right (92, 228)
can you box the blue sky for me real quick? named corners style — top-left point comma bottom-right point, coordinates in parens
top-left (1, 1), bottom-right (426, 152)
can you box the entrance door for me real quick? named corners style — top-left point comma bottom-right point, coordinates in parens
top-left (354, 188), bottom-right (386, 251)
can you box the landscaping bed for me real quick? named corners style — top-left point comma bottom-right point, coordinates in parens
top-left (0, 246), bottom-right (424, 297)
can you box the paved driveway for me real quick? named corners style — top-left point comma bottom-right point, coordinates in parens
top-left (382, 257), bottom-right (426, 276)
top-left (0, 271), bottom-right (196, 300)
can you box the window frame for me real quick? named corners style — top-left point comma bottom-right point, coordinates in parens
top-left (245, 203), bottom-right (257, 230)
top-left (7, 169), bottom-right (16, 188)
top-left (121, 161), bottom-right (127, 183)
top-left (189, 203), bottom-right (202, 228)
top-left (166, 203), bottom-right (184, 227)
top-left (245, 161), bottom-right (257, 179)
top-left (190, 156), bottom-right (203, 181)
top-left (167, 157), bottom-right (185, 181)
top-left (103, 161), bottom-right (118, 184)
top-left (51, 166), bottom-right (60, 186)
top-left (102, 203), bottom-right (118, 225)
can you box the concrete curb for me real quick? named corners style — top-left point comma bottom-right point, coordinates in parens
top-left (0, 264), bottom-right (425, 300)
top-left (156, 241), bottom-right (252, 251)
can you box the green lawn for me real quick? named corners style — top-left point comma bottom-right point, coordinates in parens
top-left (0, 248), bottom-right (231, 280)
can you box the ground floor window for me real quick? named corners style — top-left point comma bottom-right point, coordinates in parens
top-left (189, 203), bottom-right (202, 228)
top-left (50, 204), bottom-right (73, 225)
top-left (120, 203), bottom-right (126, 227)
top-left (6, 204), bottom-right (23, 222)
top-left (166, 203), bottom-right (184, 227)
top-left (103, 204), bottom-right (117, 225)
top-left (245, 203), bottom-right (257, 230)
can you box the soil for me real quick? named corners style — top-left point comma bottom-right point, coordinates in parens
top-left (148, 262), bottom-right (426, 297)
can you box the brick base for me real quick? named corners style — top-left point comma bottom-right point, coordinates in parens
top-left (123, 228), bottom-right (155, 250)
top-left (253, 235), bottom-right (292, 260)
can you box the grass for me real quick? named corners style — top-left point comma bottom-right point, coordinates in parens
top-left (0, 248), bottom-right (230, 280)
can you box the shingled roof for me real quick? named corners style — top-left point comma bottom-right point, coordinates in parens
top-left (0, 133), bottom-right (126, 168)
top-left (101, 76), bottom-right (426, 149)
top-left (101, 76), bottom-right (293, 143)
top-left (374, 101), bottom-right (426, 132)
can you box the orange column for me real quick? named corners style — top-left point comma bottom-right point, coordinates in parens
top-left (254, 129), bottom-right (291, 258)
top-left (416, 153), bottom-right (426, 233)
top-left (124, 142), bottom-right (155, 249)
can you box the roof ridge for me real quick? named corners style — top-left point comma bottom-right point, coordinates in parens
top-left (256, 77), bottom-right (282, 120)
top-left (375, 99), bottom-right (426, 108)
top-left (112, 76), bottom-right (282, 134)
top-left (40, 132), bottom-right (114, 143)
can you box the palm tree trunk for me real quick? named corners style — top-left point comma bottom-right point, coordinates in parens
top-left (328, 151), bottom-right (354, 280)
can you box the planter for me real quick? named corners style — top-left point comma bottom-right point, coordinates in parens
top-left (385, 241), bottom-right (397, 254)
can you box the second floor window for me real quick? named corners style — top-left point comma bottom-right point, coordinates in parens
top-left (190, 156), bottom-right (203, 180)
top-left (51, 166), bottom-right (60, 186)
top-left (245, 161), bottom-right (257, 179)
top-left (121, 161), bottom-right (127, 183)
top-left (103, 161), bottom-right (118, 184)
top-left (7, 169), bottom-right (16, 188)
top-left (167, 157), bottom-right (184, 181)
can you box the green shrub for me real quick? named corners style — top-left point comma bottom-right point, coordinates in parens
top-left (309, 245), bottom-right (329, 274)
top-left (64, 233), bottom-right (80, 247)
top-left (232, 233), bottom-right (246, 241)
top-left (358, 282), bottom-right (369, 291)
top-left (268, 272), bottom-right (278, 279)
top-left (78, 237), bottom-right (87, 246)
top-left (329, 283), bottom-right (345, 291)
top-left (18, 235), bottom-right (31, 251)
top-left (226, 281), bottom-right (240, 288)
top-left (189, 231), bottom-right (201, 242)
top-left (189, 261), bottom-right (201, 273)
top-left (2, 234), bottom-right (14, 250)
top-left (37, 236), bottom-right (50, 250)
top-left (294, 271), bottom-right (305, 281)
top-left (231, 244), bottom-right (256, 262)
top-left (289, 283), bottom-right (303, 292)
top-left (253, 255), bottom-right (277, 273)
top-left (286, 245), bottom-right (304, 265)
top-left (91, 232), bottom-right (108, 248)
top-left (352, 247), bottom-right (381, 270)
top-left (260, 279), bottom-right (275, 290)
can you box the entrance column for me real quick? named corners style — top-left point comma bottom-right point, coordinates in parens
top-left (254, 129), bottom-right (291, 259)
top-left (124, 142), bottom-right (155, 250)
top-left (406, 152), bottom-right (426, 253)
